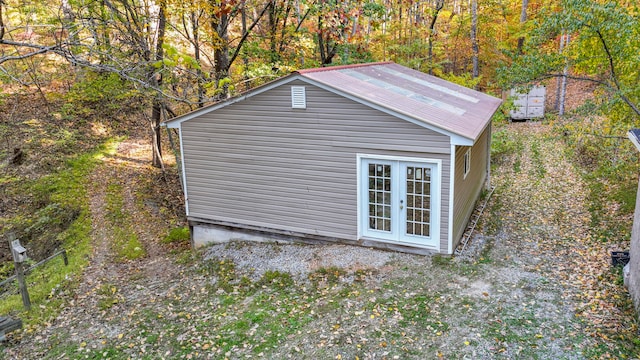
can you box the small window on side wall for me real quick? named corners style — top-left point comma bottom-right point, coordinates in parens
top-left (463, 148), bottom-right (471, 178)
top-left (291, 86), bottom-right (306, 109)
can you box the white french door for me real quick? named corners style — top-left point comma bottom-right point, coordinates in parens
top-left (360, 157), bottom-right (440, 248)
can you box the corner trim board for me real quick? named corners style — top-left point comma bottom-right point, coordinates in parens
top-left (448, 143), bottom-right (456, 254)
top-left (179, 127), bottom-right (189, 216)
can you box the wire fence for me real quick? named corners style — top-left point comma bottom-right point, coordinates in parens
top-left (0, 249), bottom-right (68, 301)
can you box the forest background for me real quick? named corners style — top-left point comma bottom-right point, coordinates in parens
top-left (0, 0), bottom-right (638, 167)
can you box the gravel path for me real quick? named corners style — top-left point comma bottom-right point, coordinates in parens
top-left (203, 242), bottom-right (423, 282)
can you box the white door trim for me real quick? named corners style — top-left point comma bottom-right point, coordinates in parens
top-left (357, 154), bottom-right (441, 249)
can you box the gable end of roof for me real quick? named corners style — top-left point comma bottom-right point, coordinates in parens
top-left (163, 74), bottom-right (303, 128)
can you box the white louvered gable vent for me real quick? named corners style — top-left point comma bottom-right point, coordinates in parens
top-left (291, 86), bottom-right (306, 109)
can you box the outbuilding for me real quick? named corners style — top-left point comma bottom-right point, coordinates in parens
top-left (164, 62), bottom-right (502, 254)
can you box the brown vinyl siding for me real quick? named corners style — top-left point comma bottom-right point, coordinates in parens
top-left (452, 124), bottom-right (490, 247)
top-left (181, 80), bottom-right (451, 250)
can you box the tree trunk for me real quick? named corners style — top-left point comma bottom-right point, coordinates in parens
top-left (317, 15), bottom-right (334, 65)
top-left (60, 0), bottom-right (78, 44)
top-left (398, 0), bottom-right (402, 42)
top-left (151, 1), bottom-right (166, 169)
top-left (559, 33), bottom-right (570, 116)
top-left (241, 6), bottom-right (249, 91)
top-left (191, 11), bottom-right (204, 107)
top-left (97, 0), bottom-right (111, 64)
top-left (211, 8), bottom-right (230, 98)
top-left (555, 32), bottom-right (566, 111)
top-left (516, 0), bottom-right (528, 54)
top-left (277, 0), bottom-right (292, 55)
top-left (427, 0), bottom-right (444, 75)
top-left (268, 0), bottom-right (279, 64)
top-left (0, 0), bottom-right (5, 40)
top-left (471, 0), bottom-right (479, 81)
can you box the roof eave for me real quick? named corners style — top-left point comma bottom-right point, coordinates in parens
top-left (628, 129), bottom-right (640, 152)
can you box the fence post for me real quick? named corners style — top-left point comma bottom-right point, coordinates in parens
top-left (14, 262), bottom-right (30, 311)
top-left (8, 233), bottom-right (31, 311)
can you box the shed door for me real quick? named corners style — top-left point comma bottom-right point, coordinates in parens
top-left (361, 158), bottom-right (439, 248)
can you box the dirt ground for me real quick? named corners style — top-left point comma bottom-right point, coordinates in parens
top-left (1, 120), bottom-right (637, 359)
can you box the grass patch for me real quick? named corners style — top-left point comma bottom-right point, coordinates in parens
top-left (529, 139), bottom-right (546, 179)
top-left (201, 257), bottom-right (242, 293)
top-left (483, 189), bottom-right (504, 236)
top-left (105, 182), bottom-right (146, 261)
top-left (431, 254), bottom-right (452, 266)
top-left (151, 257), bottom-right (321, 356)
top-left (492, 128), bottom-right (524, 167)
top-left (559, 119), bottom-right (637, 243)
top-left (257, 270), bottom-right (294, 290)
top-left (483, 306), bottom-right (544, 356)
top-left (0, 140), bottom-right (118, 325)
top-left (96, 283), bottom-right (121, 310)
top-left (211, 290), bottom-right (316, 355)
top-left (162, 226), bottom-right (190, 244)
top-left (308, 266), bottom-right (347, 288)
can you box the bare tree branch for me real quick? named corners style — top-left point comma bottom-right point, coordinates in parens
top-left (228, 2), bottom-right (272, 71)
top-left (0, 44), bottom-right (57, 64)
top-left (593, 28), bottom-right (640, 116)
top-left (295, 8), bottom-right (311, 33)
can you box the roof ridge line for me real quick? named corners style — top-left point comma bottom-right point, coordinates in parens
top-left (295, 61), bottom-right (394, 74)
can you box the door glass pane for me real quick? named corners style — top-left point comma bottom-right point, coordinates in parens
top-left (383, 219), bottom-right (391, 231)
top-left (405, 166), bottom-right (431, 238)
top-left (368, 163), bottom-right (392, 232)
top-left (422, 210), bottom-right (430, 223)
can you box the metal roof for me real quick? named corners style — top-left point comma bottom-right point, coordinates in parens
top-left (165, 62), bottom-right (501, 143)
top-left (296, 62), bottom-right (502, 142)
